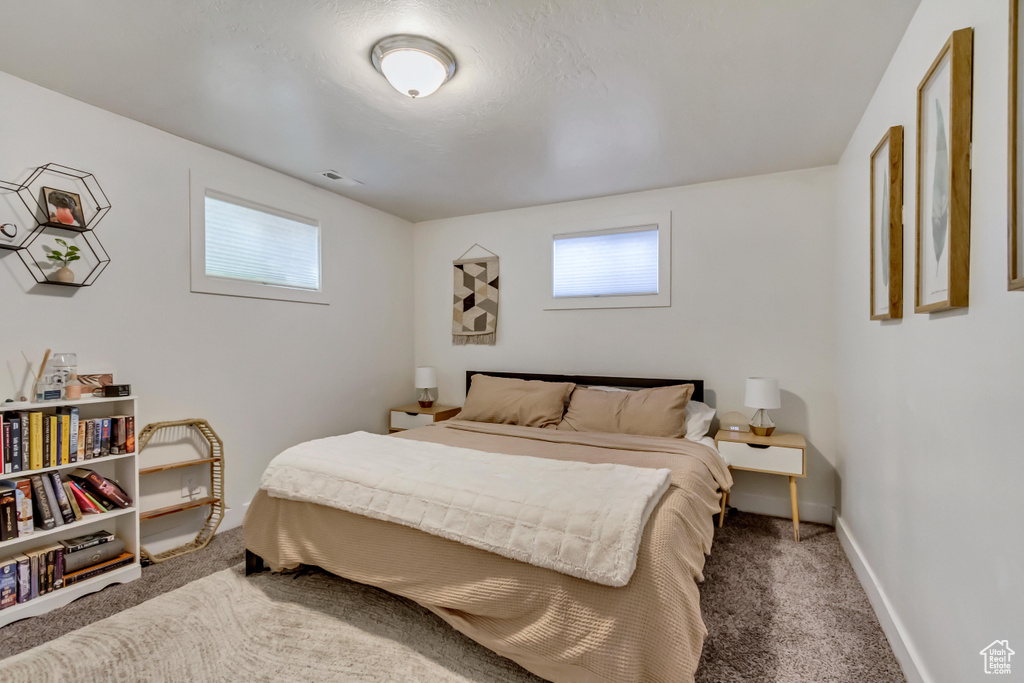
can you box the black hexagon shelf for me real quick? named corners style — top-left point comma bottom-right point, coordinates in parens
top-left (18, 228), bottom-right (110, 287)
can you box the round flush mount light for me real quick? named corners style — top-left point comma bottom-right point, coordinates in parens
top-left (371, 35), bottom-right (456, 99)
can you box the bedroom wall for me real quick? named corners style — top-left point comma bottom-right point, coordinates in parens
top-left (413, 166), bottom-right (838, 523)
top-left (833, 1), bottom-right (1023, 681)
top-left (0, 72), bottom-right (414, 539)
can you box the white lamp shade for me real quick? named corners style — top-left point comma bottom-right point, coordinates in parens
top-left (745, 377), bottom-right (780, 410)
top-left (415, 366), bottom-right (438, 389)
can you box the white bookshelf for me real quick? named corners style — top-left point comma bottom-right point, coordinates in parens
top-left (0, 396), bottom-right (140, 628)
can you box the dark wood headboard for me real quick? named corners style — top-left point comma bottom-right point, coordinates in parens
top-left (466, 371), bottom-right (703, 403)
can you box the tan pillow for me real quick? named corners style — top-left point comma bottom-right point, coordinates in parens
top-left (556, 384), bottom-right (695, 437)
top-left (458, 375), bottom-right (575, 428)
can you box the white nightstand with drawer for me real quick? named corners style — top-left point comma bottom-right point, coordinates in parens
top-left (389, 403), bottom-right (461, 433)
top-left (714, 429), bottom-right (807, 541)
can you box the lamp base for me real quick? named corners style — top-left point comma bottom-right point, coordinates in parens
top-left (749, 408), bottom-right (776, 437)
top-left (417, 400), bottom-right (434, 408)
top-left (417, 387), bottom-right (435, 408)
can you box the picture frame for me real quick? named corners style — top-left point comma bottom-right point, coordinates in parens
top-left (1010, 0), bottom-right (1024, 290)
top-left (870, 126), bottom-right (904, 320)
top-left (41, 186), bottom-right (86, 230)
top-left (915, 28), bottom-right (973, 313)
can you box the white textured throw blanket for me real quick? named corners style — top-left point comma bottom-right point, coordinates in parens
top-left (260, 431), bottom-right (671, 587)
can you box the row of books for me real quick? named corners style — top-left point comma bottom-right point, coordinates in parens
top-left (0, 410), bottom-right (135, 474)
top-left (0, 531), bottom-right (135, 609)
top-left (0, 468), bottom-right (134, 542)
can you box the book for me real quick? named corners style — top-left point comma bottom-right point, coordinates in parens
top-left (85, 419), bottom-right (95, 460)
top-left (47, 472), bottom-right (76, 525)
top-left (59, 530), bottom-right (115, 553)
top-left (67, 481), bottom-right (105, 514)
top-left (14, 554), bottom-right (30, 603)
top-left (16, 412), bottom-right (29, 471)
top-left (126, 416), bottom-right (135, 453)
top-left (1, 419), bottom-right (9, 474)
top-left (0, 479), bottom-right (33, 536)
top-left (64, 538), bottom-right (125, 573)
top-left (110, 416), bottom-right (127, 455)
top-left (29, 412), bottom-right (43, 470)
top-left (59, 413), bottom-right (71, 465)
top-left (0, 558), bottom-right (16, 609)
top-left (0, 487), bottom-right (17, 541)
top-left (92, 419), bottom-right (101, 458)
top-left (28, 475), bottom-right (55, 530)
top-left (77, 420), bottom-right (85, 461)
top-left (25, 548), bottom-right (40, 599)
top-left (8, 416), bottom-right (21, 473)
top-left (39, 475), bottom-right (65, 528)
top-left (61, 551), bottom-right (134, 587)
top-left (53, 545), bottom-right (64, 590)
top-left (63, 482), bottom-right (83, 521)
top-left (63, 407), bottom-right (79, 463)
top-left (43, 546), bottom-right (55, 593)
top-left (44, 415), bottom-right (55, 468)
top-left (99, 418), bottom-right (111, 456)
top-left (68, 469), bottom-right (132, 509)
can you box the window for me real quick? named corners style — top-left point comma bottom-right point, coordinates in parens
top-left (547, 212), bottom-right (671, 309)
top-left (190, 184), bottom-right (327, 305)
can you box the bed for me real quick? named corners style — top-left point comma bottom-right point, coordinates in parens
top-left (243, 372), bottom-right (732, 683)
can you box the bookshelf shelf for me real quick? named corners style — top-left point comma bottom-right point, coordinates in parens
top-left (0, 397), bottom-right (139, 625)
top-left (139, 457), bottom-right (220, 476)
top-left (0, 562), bottom-right (140, 628)
top-left (0, 507), bottom-right (135, 552)
top-left (139, 496), bottom-right (218, 521)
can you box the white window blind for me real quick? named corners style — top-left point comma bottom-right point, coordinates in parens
top-left (204, 194), bottom-right (320, 291)
top-left (552, 226), bottom-right (659, 298)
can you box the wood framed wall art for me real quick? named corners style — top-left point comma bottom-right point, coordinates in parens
top-left (870, 126), bottom-right (904, 320)
top-left (915, 28), bottom-right (973, 313)
top-left (1010, 0), bottom-right (1024, 290)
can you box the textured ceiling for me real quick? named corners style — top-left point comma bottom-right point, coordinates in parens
top-left (0, 1), bottom-right (919, 222)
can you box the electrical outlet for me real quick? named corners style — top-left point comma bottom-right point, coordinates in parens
top-left (181, 473), bottom-right (199, 499)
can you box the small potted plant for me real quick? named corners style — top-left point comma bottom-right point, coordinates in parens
top-left (46, 238), bottom-right (81, 283)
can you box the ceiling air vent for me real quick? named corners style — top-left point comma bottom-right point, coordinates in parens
top-left (319, 170), bottom-right (363, 186)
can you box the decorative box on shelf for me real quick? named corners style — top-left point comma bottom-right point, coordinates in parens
top-left (0, 395), bottom-right (140, 627)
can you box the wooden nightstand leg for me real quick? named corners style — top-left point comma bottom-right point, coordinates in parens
top-left (718, 489), bottom-right (728, 528)
top-left (789, 476), bottom-right (800, 542)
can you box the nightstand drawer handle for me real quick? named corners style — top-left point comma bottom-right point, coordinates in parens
top-left (746, 443), bottom-right (770, 450)
top-left (404, 412), bottom-right (418, 416)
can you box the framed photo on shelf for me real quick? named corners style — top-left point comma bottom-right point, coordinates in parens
top-left (1009, 0), bottom-right (1024, 290)
top-left (915, 28), bottom-right (973, 313)
top-left (870, 126), bottom-right (904, 320)
top-left (41, 186), bottom-right (86, 230)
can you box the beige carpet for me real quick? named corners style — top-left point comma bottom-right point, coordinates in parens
top-left (0, 514), bottom-right (905, 682)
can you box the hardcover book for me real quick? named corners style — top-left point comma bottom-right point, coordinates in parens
top-left (61, 551), bottom-right (134, 587)
top-left (67, 481), bottom-right (105, 514)
top-left (68, 469), bottom-right (132, 509)
top-left (2, 420), bottom-right (10, 474)
top-left (92, 419), bottom-right (102, 458)
top-left (0, 558), bottom-right (16, 609)
top-left (29, 412), bottom-right (43, 470)
top-left (25, 549), bottom-right (40, 599)
top-left (9, 416), bottom-right (21, 473)
top-left (14, 554), bottom-right (30, 603)
top-left (63, 482), bottom-right (83, 521)
top-left (61, 407), bottom-right (79, 462)
top-left (63, 538), bottom-right (125, 573)
top-left (126, 416), bottom-right (135, 453)
top-left (59, 413), bottom-right (71, 465)
top-left (44, 415), bottom-right (55, 468)
top-left (28, 475), bottom-right (55, 530)
top-left (16, 412), bottom-right (29, 471)
top-left (47, 472), bottom-right (76, 525)
top-left (39, 475), bottom-right (65, 528)
top-left (110, 416), bottom-right (127, 455)
top-left (100, 418), bottom-right (111, 457)
top-left (85, 420), bottom-right (95, 460)
top-left (0, 479), bottom-right (32, 536)
top-left (59, 530), bottom-right (115, 553)
top-left (0, 487), bottom-right (17, 541)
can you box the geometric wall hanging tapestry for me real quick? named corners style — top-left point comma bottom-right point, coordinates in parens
top-left (452, 244), bottom-right (498, 345)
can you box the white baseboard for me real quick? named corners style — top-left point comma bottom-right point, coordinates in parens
top-left (218, 502), bottom-right (249, 534)
top-left (835, 515), bottom-right (930, 683)
top-left (727, 490), bottom-right (833, 525)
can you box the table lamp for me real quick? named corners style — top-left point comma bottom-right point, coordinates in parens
top-left (415, 366), bottom-right (438, 408)
top-left (745, 377), bottom-right (780, 436)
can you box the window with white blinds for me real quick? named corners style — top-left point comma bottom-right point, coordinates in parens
top-left (204, 194), bottom-right (320, 291)
top-left (547, 213), bottom-right (671, 310)
top-left (553, 227), bottom-right (659, 298)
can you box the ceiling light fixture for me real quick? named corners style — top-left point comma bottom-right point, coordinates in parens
top-left (371, 35), bottom-right (456, 99)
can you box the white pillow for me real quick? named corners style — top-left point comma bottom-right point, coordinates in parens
top-left (684, 400), bottom-right (716, 441)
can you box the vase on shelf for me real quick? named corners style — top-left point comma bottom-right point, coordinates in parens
top-left (52, 266), bottom-right (75, 283)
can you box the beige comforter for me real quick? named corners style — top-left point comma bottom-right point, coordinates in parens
top-left (244, 420), bottom-right (732, 683)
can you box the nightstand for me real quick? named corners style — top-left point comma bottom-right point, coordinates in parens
top-left (389, 403), bottom-right (461, 433)
top-left (714, 429), bottom-right (807, 542)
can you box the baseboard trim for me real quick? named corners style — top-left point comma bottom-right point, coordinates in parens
top-left (727, 490), bottom-right (833, 525)
top-left (218, 502), bottom-right (249, 534)
top-left (835, 515), bottom-right (931, 683)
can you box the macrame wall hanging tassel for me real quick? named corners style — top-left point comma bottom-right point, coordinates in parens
top-left (452, 244), bottom-right (499, 346)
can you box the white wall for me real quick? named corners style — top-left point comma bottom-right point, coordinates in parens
top-left (0, 72), bottom-right (414, 537)
top-left (414, 167), bottom-right (838, 523)
top-left (834, 1), bottom-right (1023, 681)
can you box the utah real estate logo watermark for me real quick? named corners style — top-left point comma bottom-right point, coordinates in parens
top-left (980, 640), bottom-right (1014, 675)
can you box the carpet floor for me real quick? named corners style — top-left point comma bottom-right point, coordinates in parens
top-left (0, 513), bottom-right (905, 682)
